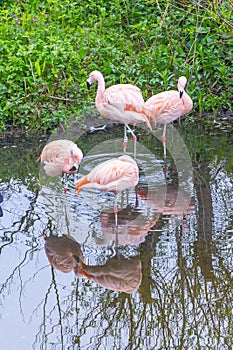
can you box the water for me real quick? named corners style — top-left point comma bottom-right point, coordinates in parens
top-left (0, 117), bottom-right (232, 350)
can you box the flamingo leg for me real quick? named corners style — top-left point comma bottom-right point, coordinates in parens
top-left (123, 125), bottom-right (128, 153)
top-left (114, 205), bottom-right (118, 228)
top-left (162, 124), bottom-right (167, 160)
top-left (125, 124), bottom-right (137, 160)
top-left (114, 193), bottom-right (121, 255)
top-left (114, 193), bottom-right (120, 228)
top-left (162, 124), bottom-right (167, 178)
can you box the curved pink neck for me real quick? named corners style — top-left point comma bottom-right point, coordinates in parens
top-left (95, 73), bottom-right (105, 105)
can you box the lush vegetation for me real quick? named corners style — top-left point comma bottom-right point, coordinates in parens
top-left (0, 0), bottom-right (232, 131)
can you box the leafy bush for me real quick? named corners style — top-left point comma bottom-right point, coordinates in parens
top-left (0, 0), bottom-right (232, 130)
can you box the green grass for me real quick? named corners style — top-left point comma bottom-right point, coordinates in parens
top-left (0, 0), bottom-right (232, 131)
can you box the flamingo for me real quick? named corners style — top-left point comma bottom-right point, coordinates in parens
top-left (145, 76), bottom-right (193, 159)
top-left (86, 70), bottom-right (156, 159)
top-left (75, 155), bottom-right (139, 227)
top-left (38, 139), bottom-right (83, 193)
top-left (38, 139), bottom-right (83, 177)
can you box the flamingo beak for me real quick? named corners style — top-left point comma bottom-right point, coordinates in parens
top-left (179, 91), bottom-right (183, 98)
top-left (69, 165), bottom-right (77, 172)
top-left (87, 80), bottom-right (91, 90)
top-left (73, 255), bottom-right (80, 263)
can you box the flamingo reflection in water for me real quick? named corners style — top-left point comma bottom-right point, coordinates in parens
top-left (137, 184), bottom-right (195, 216)
top-left (93, 205), bottom-right (159, 247)
top-left (44, 234), bottom-right (142, 293)
top-left (137, 184), bottom-right (195, 233)
top-left (44, 234), bottom-right (84, 273)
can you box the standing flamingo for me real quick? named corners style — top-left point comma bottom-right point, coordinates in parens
top-left (38, 139), bottom-right (83, 177)
top-left (86, 70), bottom-right (156, 159)
top-left (75, 155), bottom-right (139, 227)
top-left (145, 76), bottom-right (193, 159)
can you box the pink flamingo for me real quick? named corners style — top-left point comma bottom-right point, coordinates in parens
top-left (145, 76), bottom-right (193, 159)
top-left (38, 139), bottom-right (83, 177)
top-left (75, 155), bottom-right (139, 227)
top-left (86, 70), bottom-right (156, 159)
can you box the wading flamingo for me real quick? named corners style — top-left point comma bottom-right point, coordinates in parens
top-left (38, 139), bottom-right (83, 177)
top-left (75, 155), bottom-right (139, 227)
top-left (86, 70), bottom-right (156, 159)
top-left (145, 76), bottom-right (193, 159)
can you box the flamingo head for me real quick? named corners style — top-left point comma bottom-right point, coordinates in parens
top-left (86, 70), bottom-right (103, 89)
top-left (178, 76), bottom-right (187, 98)
top-left (68, 145), bottom-right (83, 173)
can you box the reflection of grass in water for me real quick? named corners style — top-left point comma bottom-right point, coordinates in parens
top-left (0, 133), bottom-right (49, 184)
top-left (180, 122), bottom-right (233, 175)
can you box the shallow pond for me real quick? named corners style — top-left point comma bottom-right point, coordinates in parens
top-left (0, 114), bottom-right (232, 350)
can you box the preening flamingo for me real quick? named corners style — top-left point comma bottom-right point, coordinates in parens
top-left (86, 70), bottom-right (156, 159)
top-left (145, 76), bottom-right (193, 159)
top-left (38, 139), bottom-right (83, 177)
top-left (75, 155), bottom-right (139, 227)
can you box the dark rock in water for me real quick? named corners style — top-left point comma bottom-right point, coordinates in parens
top-left (0, 206), bottom-right (3, 217)
top-left (0, 193), bottom-right (2, 204)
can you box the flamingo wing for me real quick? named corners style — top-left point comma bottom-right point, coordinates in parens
top-left (75, 156), bottom-right (139, 194)
top-left (89, 157), bottom-right (138, 188)
top-left (102, 84), bottom-right (155, 127)
top-left (104, 84), bottom-right (144, 112)
top-left (145, 90), bottom-right (184, 124)
top-left (39, 140), bottom-right (73, 163)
